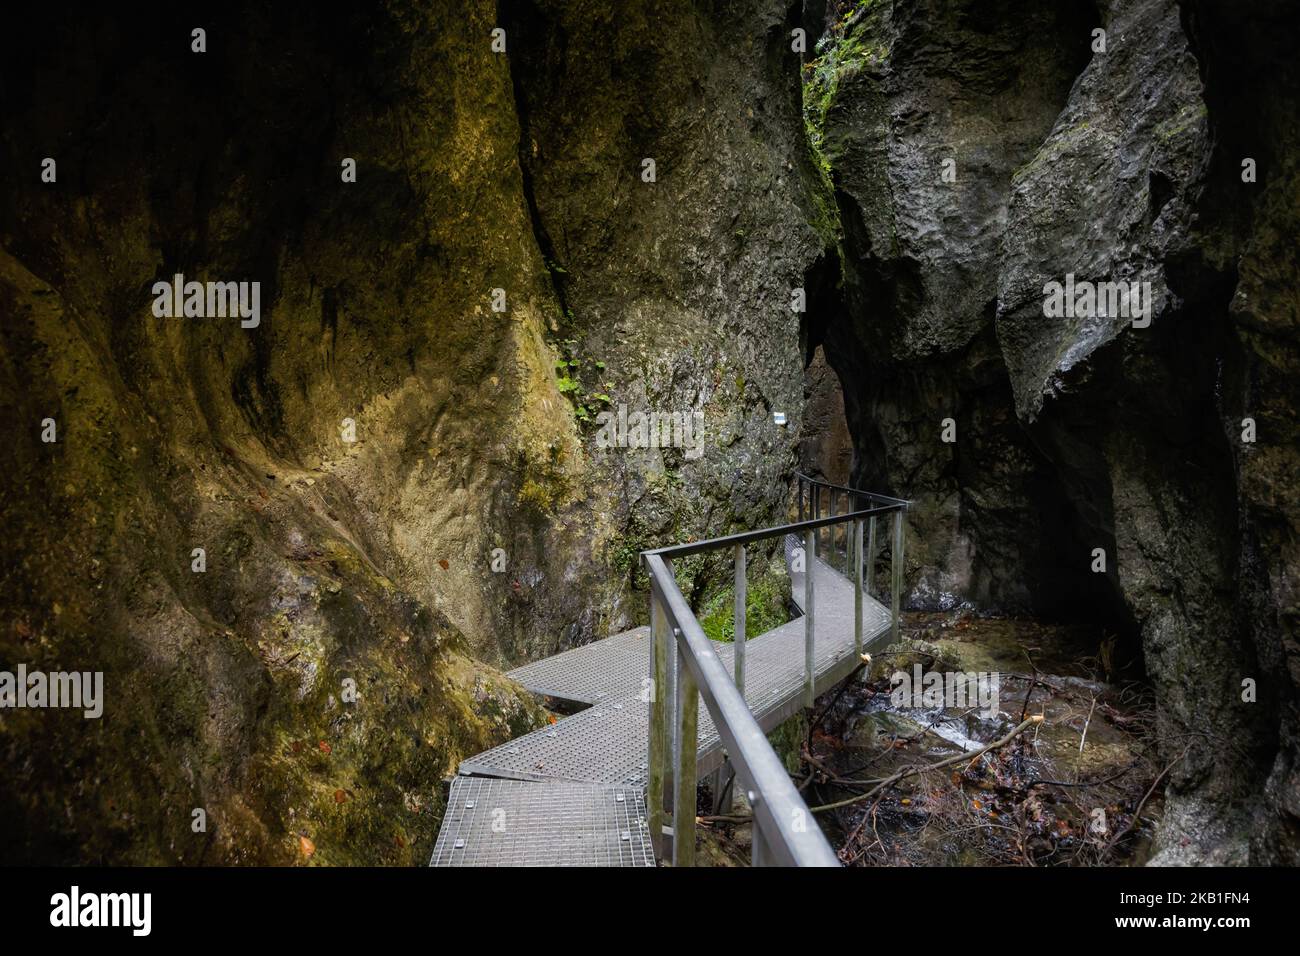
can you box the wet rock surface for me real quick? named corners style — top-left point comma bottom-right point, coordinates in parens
top-left (804, 0), bottom-right (1299, 862)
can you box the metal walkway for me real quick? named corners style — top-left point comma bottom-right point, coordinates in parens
top-left (431, 535), bottom-right (893, 867)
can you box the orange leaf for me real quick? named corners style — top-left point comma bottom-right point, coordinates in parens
top-left (548, 714), bottom-right (558, 725)
top-left (318, 741), bottom-right (332, 754)
top-left (438, 559), bottom-right (449, 570)
top-left (334, 789), bottom-right (347, 804)
top-left (299, 835), bottom-right (316, 858)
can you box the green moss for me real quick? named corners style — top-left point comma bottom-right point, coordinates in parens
top-left (767, 711), bottom-right (809, 775)
top-left (698, 556), bottom-right (792, 642)
top-left (802, 0), bottom-right (890, 155)
top-left (798, 1), bottom-right (894, 247)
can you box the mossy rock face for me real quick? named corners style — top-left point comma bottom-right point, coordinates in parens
top-left (0, 249), bottom-right (550, 864)
top-left (0, 0), bottom-right (826, 863)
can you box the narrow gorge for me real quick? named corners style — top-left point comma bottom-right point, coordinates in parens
top-left (1, 0), bottom-right (1295, 867)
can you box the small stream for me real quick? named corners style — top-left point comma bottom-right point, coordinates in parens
top-left (798, 610), bottom-right (1160, 866)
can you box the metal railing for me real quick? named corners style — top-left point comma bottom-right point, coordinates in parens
top-left (640, 473), bottom-right (908, 866)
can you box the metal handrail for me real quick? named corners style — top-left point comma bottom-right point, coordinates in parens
top-left (641, 472), bottom-right (908, 867)
top-left (643, 504), bottom-right (904, 561)
top-left (645, 553), bottom-right (839, 866)
top-left (793, 471), bottom-right (909, 508)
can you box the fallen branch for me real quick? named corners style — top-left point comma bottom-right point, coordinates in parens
top-left (698, 814), bottom-right (751, 825)
top-left (1007, 759), bottom-right (1141, 793)
top-left (809, 715), bottom-right (1044, 815)
top-left (1100, 745), bottom-right (1189, 859)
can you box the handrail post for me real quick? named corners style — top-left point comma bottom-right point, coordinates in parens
top-left (751, 803), bottom-right (771, 866)
top-left (797, 475), bottom-right (804, 523)
top-left (672, 629), bottom-right (699, 868)
top-left (721, 543), bottom-right (746, 815)
top-left (733, 544), bottom-right (746, 699)
top-left (845, 493), bottom-right (855, 575)
top-left (804, 528), bottom-right (816, 709)
top-left (891, 509), bottom-right (904, 644)
top-left (854, 517), bottom-right (864, 657)
top-left (648, 575), bottom-right (671, 861)
top-left (866, 515), bottom-right (877, 599)
top-left (827, 489), bottom-right (836, 560)
top-left (664, 559), bottom-right (679, 857)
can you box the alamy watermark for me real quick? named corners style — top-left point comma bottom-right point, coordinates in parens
top-left (1042, 273), bottom-right (1152, 328)
top-left (0, 664), bottom-right (103, 718)
top-left (151, 273), bottom-right (261, 328)
top-left (50, 886), bottom-right (150, 936)
top-left (593, 404), bottom-right (705, 460)
top-left (890, 665), bottom-right (1000, 719)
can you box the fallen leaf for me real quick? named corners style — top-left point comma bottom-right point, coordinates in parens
top-left (438, 559), bottom-right (449, 570)
top-left (318, 741), bottom-right (332, 754)
top-left (334, 789), bottom-right (347, 804)
top-left (299, 835), bottom-right (316, 858)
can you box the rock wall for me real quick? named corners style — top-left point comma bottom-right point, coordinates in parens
top-left (0, 0), bottom-right (823, 863)
top-left (806, 0), bottom-right (1299, 862)
top-left (1, 0), bottom-right (1293, 867)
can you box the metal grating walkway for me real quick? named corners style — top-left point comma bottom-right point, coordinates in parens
top-left (505, 625), bottom-right (652, 705)
top-left (431, 537), bottom-right (892, 866)
top-left (430, 777), bottom-right (654, 866)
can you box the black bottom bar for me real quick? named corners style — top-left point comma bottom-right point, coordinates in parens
top-left (0, 865), bottom-right (1282, 941)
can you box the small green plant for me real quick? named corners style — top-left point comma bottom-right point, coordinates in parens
top-left (552, 337), bottom-right (612, 426)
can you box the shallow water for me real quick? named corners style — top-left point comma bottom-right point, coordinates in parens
top-left (804, 610), bottom-right (1160, 866)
